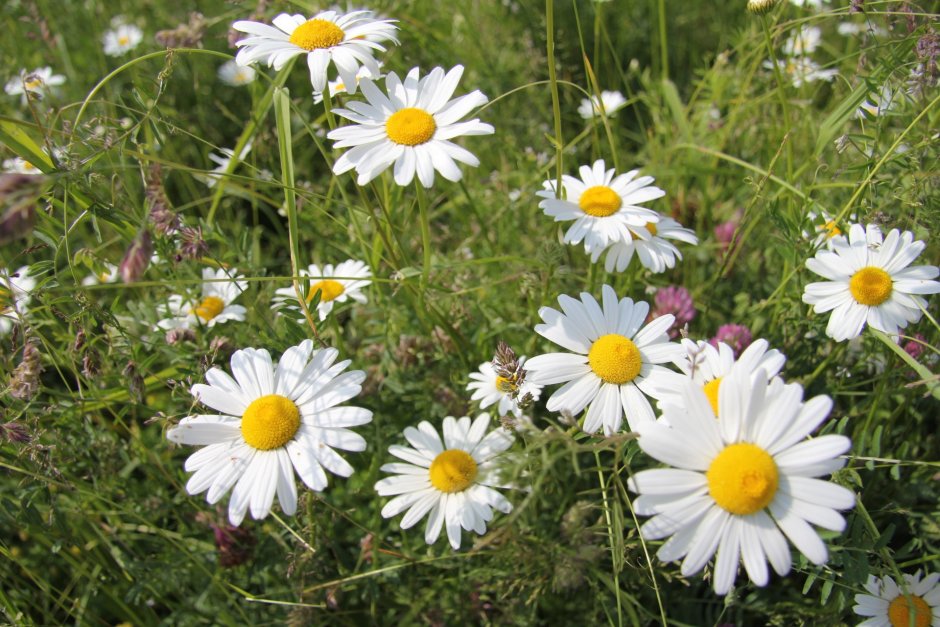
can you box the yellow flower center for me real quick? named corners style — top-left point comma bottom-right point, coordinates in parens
top-left (645, 221), bottom-right (658, 237)
top-left (849, 266), bottom-right (893, 306)
top-left (240, 394), bottom-right (301, 451)
top-left (306, 279), bottom-right (345, 304)
top-left (289, 18), bottom-right (345, 51)
top-left (588, 334), bottom-right (642, 384)
top-left (25, 78), bottom-right (43, 89)
top-left (193, 295), bottom-right (225, 321)
top-left (118, 35), bottom-right (130, 46)
top-left (578, 186), bottom-right (622, 217)
top-left (429, 449), bottom-right (478, 493)
top-left (495, 375), bottom-right (518, 394)
top-left (703, 377), bottom-right (722, 416)
top-left (22, 161), bottom-right (36, 172)
top-left (385, 108), bottom-right (437, 146)
top-left (818, 220), bottom-right (841, 239)
top-left (707, 443), bottom-right (779, 515)
top-left (888, 594), bottom-right (931, 627)
top-left (0, 286), bottom-right (10, 314)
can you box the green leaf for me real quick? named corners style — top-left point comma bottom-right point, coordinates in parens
top-left (0, 119), bottom-right (54, 173)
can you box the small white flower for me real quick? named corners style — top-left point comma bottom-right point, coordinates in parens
top-left (577, 90), bottom-right (627, 119)
top-left (313, 64), bottom-right (382, 104)
top-left (2, 157), bottom-right (42, 175)
top-left (272, 260), bottom-right (371, 322)
top-left (537, 159), bottom-right (664, 254)
top-left (82, 262), bottom-right (119, 286)
top-left (1, 266), bottom-right (35, 337)
top-left (200, 143), bottom-right (251, 188)
top-left (103, 24), bottom-right (144, 56)
top-left (802, 209), bottom-right (862, 250)
top-left (4, 67), bottom-right (66, 102)
top-left (217, 60), bottom-right (256, 87)
top-left (589, 215), bottom-right (698, 273)
top-left (837, 22), bottom-right (888, 37)
top-left (467, 359), bottom-right (542, 419)
top-left (765, 57), bottom-right (838, 88)
top-left (375, 414), bottom-right (514, 549)
top-left (803, 224), bottom-right (940, 341)
top-left (157, 267), bottom-right (248, 330)
top-left (857, 85), bottom-right (897, 119)
top-left (233, 10), bottom-right (398, 93)
top-left (854, 571), bottom-right (940, 627)
top-left (167, 340), bottom-right (372, 525)
top-left (328, 65), bottom-right (494, 188)
top-left (782, 26), bottom-right (822, 56)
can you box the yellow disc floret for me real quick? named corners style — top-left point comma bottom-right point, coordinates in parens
top-left (385, 108), bottom-right (437, 146)
top-left (429, 449), bottom-right (478, 493)
top-left (703, 377), bottom-right (722, 417)
top-left (887, 594), bottom-right (931, 627)
top-left (819, 220), bottom-right (842, 239)
top-left (578, 186), bottom-right (622, 217)
top-left (307, 279), bottom-right (345, 304)
top-left (289, 19), bottom-right (345, 51)
top-left (241, 394), bottom-right (301, 451)
top-left (588, 334), bottom-right (643, 384)
top-left (707, 443), bottom-right (779, 515)
top-left (194, 296), bottom-right (225, 321)
top-left (849, 266), bottom-right (893, 306)
top-left (645, 222), bottom-right (658, 237)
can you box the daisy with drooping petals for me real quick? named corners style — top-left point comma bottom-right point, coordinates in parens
top-left (577, 90), bottom-right (627, 119)
top-left (854, 571), bottom-right (940, 627)
top-left (232, 10), bottom-right (398, 93)
top-left (589, 214), bottom-right (698, 273)
top-left (167, 340), bottom-right (372, 525)
top-left (272, 260), bottom-right (371, 322)
top-left (803, 224), bottom-right (940, 341)
top-left (467, 359), bottom-right (542, 419)
top-left (102, 23), bottom-right (143, 57)
top-left (218, 60), bottom-right (256, 87)
top-left (157, 267), bottom-right (248, 330)
top-left (1, 266), bottom-right (35, 337)
top-left (537, 160), bottom-right (664, 254)
top-left (375, 414), bottom-right (514, 549)
top-left (629, 369), bottom-right (855, 595)
top-left (328, 65), bottom-right (494, 188)
top-left (526, 285), bottom-right (684, 434)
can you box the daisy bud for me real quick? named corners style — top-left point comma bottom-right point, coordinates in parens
top-left (747, 0), bottom-right (778, 15)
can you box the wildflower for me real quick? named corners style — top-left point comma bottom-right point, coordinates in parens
top-left (537, 160), bottom-right (663, 254)
top-left (217, 60), bottom-right (256, 87)
top-left (209, 521), bottom-right (256, 567)
top-left (375, 414), bottom-right (514, 549)
top-left (903, 333), bottom-right (926, 361)
top-left (629, 369), bottom-right (854, 595)
top-left (857, 85), bottom-right (897, 119)
top-left (467, 344), bottom-right (542, 418)
top-left (526, 285), bottom-right (684, 434)
top-left (854, 571), bottom-right (940, 627)
top-left (577, 90), bottom-right (627, 119)
top-left (232, 10), bottom-right (398, 93)
top-left (201, 143), bottom-right (251, 188)
top-left (328, 65), bottom-right (494, 188)
top-left (650, 286), bottom-right (696, 339)
top-left (782, 26), bottom-right (822, 56)
top-left (0, 265), bottom-right (35, 336)
top-left (167, 340), bottom-right (372, 525)
top-left (714, 218), bottom-right (740, 255)
top-left (710, 323), bottom-right (754, 357)
top-left (313, 64), bottom-right (382, 104)
top-left (9, 339), bottom-right (43, 401)
top-left (103, 23), bottom-right (144, 56)
top-left (155, 12), bottom-right (206, 49)
top-left (81, 262), bottom-right (119, 286)
top-left (837, 22), bottom-right (887, 37)
top-left (177, 226), bottom-right (209, 261)
top-left (803, 209), bottom-right (856, 250)
top-left (803, 224), bottom-right (940, 341)
top-left (747, 0), bottom-right (779, 15)
top-left (4, 67), bottom-right (65, 103)
top-left (118, 230), bottom-right (153, 283)
top-left (2, 157), bottom-right (43, 175)
top-left (157, 267), bottom-right (247, 330)
top-left (272, 260), bottom-right (371, 322)
top-left (590, 215), bottom-right (698, 273)
top-left (765, 57), bottom-right (838, 88)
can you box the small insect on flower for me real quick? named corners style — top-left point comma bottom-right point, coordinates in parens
top-left (375, 414), bottom-right (514, 549)
top-left (854, 571), bottom-right (940, 627)
top-left (167, 340), bottom-right (372, 525)
top-left (467, 342), bottom-right (542, 418)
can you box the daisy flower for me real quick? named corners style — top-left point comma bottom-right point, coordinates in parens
top-left (167, 340), bottom-right (372, 525)
top-left (232, 10), bottom-right (398, 93)
top-left (5, 67), bottom-right (66, 102)
top-left (467, 358), bottom-right (542, 419)
top-left (81, 262), bottom-right (119, 286)
top-left (218, 60), bottom-right (256, 87)
top-left (782, 26), bottom-right (822, 56)
top-left (526, 284), bottom-right (684, 434)
top-left (1, 266), bottom-right (35, 336)
top-left (765, 57), bottom-right (838, 88)
top-left (103, 24), bottom-right (144, 57)
top-left (537, 160), bottom-right (664, 254)
top-left (577, 90), bottom-right (627, 119)
top-left (629, 369), bottom-right (855, 595)
top-left (272, 260), bottom-right (371, 322)
top-left (855, 571), bottom-right (940, 627)
top-left (375, 414), bottom-right (514, 549)
top-left (313, 64), bottom-right (382, 104)
top-left (201, 142), bottom-right (251, 188)
top-left (328, 65), bottom-right (494, 188)
top-left (589, 214), bottom-right (698, 273)
top-left (157, 267), bottom-right (248, 330)
top-left (857, 85), bottom-right (897, 119)
top-left (803, 224), bottom-right (940, 341)
top-left (802, 209), bottom-right (857, 250)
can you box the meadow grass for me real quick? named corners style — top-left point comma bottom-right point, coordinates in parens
top-left (1, 0), bottom-right (938, 624)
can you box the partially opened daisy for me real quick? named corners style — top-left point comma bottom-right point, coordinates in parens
top-left (1, 265), bottom-right (35, 337)
top-left (272, 260), bottom-right (371, 322)
top-left (577, 90), bottom-right (627, 119)
top-left (854, 571), bottom-right (940, 627)
top-left (802, 209), bottom-right (859, 250)
top-left (167, 340), bottom-right (372, 525)
top-left (375, 414), bottom-right (514, 549)
top-left (232, 10), bottom-right (398, 93)
top-left (467, 358), bottom-right (542, 419)
top-left (537, 160), bottom-right (664, 254)
top-left (526, 284), bottom-right (684, 434)
top-left (157, 267), bottom-right (248, 330)
top-left (328, 65), bottom-right (494, 188)
top-left (803, 224), bottom-right (940, 341)
top-left (589, 215), bottom-right (698, 273)
top-left (5, 67), bottom-right (66, 103)
top-left (629, 369), bottom-right (855, 595)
